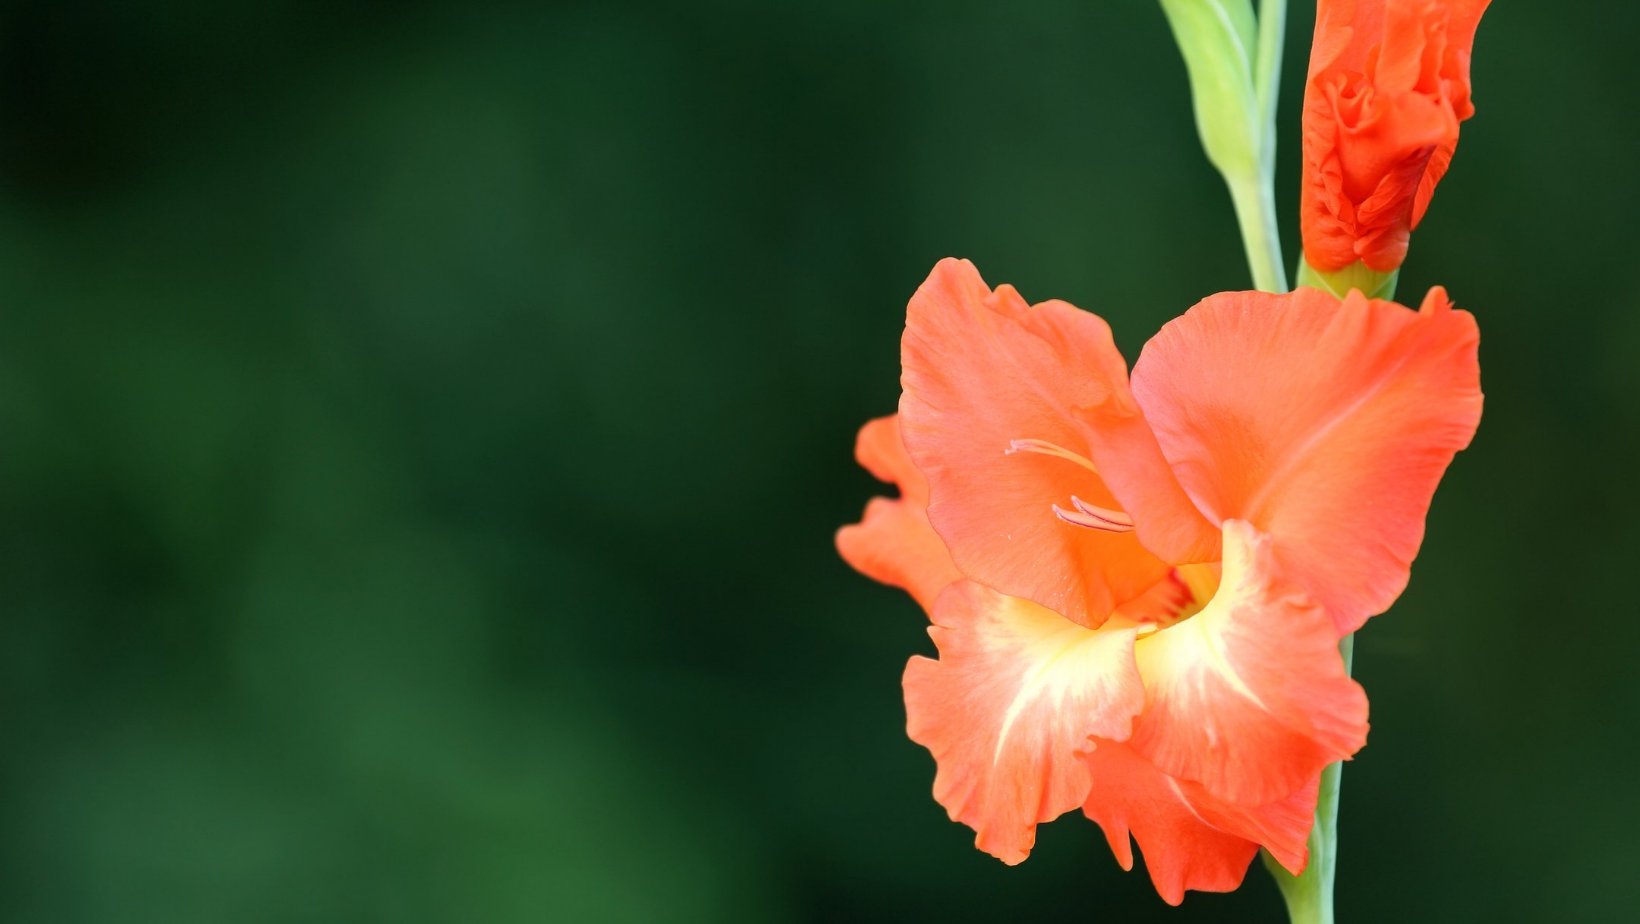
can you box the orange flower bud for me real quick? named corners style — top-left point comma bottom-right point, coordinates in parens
top-left (1300, 0), bottom-right (1489, 273)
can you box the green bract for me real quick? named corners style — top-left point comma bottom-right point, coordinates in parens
top-left (1296, 257), bottom-right (1401, 301)
top-left (1159, 0), bottom-right (1261, 178)
top-left (1160, 0), bottom-right (1289, 293)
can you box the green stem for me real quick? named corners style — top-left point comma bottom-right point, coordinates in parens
top-left (1263, 635), bottom-right (1353, 924)
top-left (1228, 173), bottom-right (1287, 293)
top-left (1240, 6), bottom-right (1368, 920)
top-left (1232, 0), bottom-right (1288, 294)
top-left (1263, 274), bottom-right (1394, 920)
top-left (1253, 0), bottom-right (1285, 146)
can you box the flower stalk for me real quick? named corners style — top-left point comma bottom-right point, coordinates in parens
top-left (1261, 207), bottom-right (1398, 924)
top-left (1247, 0), bottom-right (1287, 293)
top-left (837, 0), bottom-right (1486, 909)
top-left (1262, 635), bottom-right (1353, 924)
top-left (1228, 174), bottom-right (1286, 295)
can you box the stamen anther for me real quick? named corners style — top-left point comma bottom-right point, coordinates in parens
top-left (1005, 438), bottom-right (1100, 473)
top-left (1052, 498), bottom-right (1135, 533)
top-left (1071, 495), bottom-right (1134, 528)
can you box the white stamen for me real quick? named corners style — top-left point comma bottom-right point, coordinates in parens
top-left (1052, 502), bottom-right (1135, 533)
top-left (1071, 495), bottom-right (1134, 528)
top-left (1005, 438), bottom-right (1100, 473)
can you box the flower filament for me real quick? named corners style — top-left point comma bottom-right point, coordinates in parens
top-left (1007, 437), bottom-right (1136, 533)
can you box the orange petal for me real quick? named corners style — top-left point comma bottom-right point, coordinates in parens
top-left (836, 415), bottom-right (963, 613)
top-left (903, 582), bottom-right (1145, 864)
top-left (1077, 393), bottom-right (1224, 566)
top-left (1131, 287), bottom-right (1482, 634)
top-left (898, 259), bottom-right (1213, 626)
top-left (1081, 742), bottom-right (1320, 905)
top-left (1411, 0), bottom-right (1488, 226)
top-left (1126, 521), bottom-right (1369, 806)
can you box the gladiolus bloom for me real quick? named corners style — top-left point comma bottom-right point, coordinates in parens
top-left (838, 259), bottom-right (1481, 903)
top-left (1300, 0), bottom-right (1490, 273)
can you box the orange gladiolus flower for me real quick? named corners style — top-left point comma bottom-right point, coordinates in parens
top-left (838, 259), bottom-right (1481, 903)
top-left (1300, 0), bottom-right (1490, 273)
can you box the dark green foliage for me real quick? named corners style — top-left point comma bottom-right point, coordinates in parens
top-left (0, 2), bottom-right (1632, 921)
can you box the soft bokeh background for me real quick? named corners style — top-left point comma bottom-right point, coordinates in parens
top-left (0, 2), bottom-right (1633, 921)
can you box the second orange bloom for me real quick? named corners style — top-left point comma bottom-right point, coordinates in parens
top-left (1301, 0), bottom-right (1490, 274)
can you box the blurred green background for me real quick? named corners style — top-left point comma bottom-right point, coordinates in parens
top-left (0, 1), bottom-right (1633, 921)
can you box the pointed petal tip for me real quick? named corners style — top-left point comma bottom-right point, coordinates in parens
top-left (1104, 830), bottom-right (1135, 871)
top-left (1419, 285), bottom-right (1452, 314)
top-left (922, 256), bottom-right (985, 293)
top-left (978, 836), bottom-right (1031, 867)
